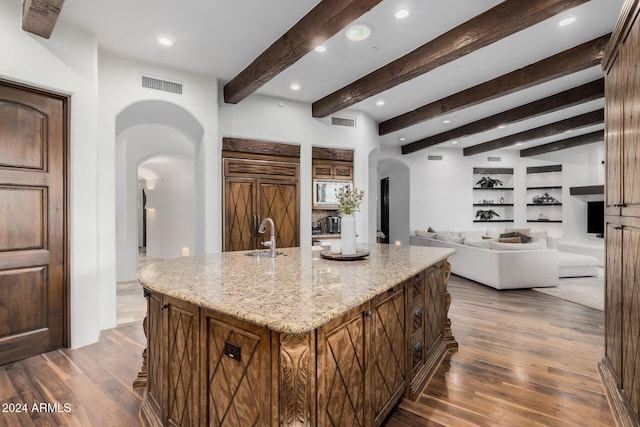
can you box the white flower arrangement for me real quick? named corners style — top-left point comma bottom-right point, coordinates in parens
top-left (336, 186), bottom-right (364, 215)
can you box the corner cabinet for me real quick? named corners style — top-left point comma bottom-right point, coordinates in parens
top-left (526, 165), bottom-right (563, 224)
top-left (472, 167), bottom-right (514, 223)
top-left (600, 2), bottom-right (640, 426)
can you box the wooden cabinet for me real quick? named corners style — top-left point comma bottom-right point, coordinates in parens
top-left (312, 162), bottom-right (353, 180)
top-left (600, 2), bottom-right (640, 425)
top-left (223, 159), bottom-right (299, 251)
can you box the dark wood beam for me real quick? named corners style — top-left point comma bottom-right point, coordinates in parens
top-left (519, 129), bottom-right (604, 157)
top-left (223, 0), bottom-right (382, 104)
top-left (311, 0), bottom-right (589, 118)
top-left (401, 79), bottom-right (603, 155)
top-left (379, 34), bottom-right (611, 136)
top-left (463, 109), bottom-right (604, 156)
top-left (21, 0), bottom-right (65, 39)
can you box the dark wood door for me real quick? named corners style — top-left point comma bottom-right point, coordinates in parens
top-left (0, 82), bottom-right (67, 365)
top-left (381, 178), bottom-right (389, 243)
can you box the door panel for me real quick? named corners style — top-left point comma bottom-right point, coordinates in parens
top-left (0, 82), bottom-right (66, 365)
top-left (257, 180), bottom-right (299, 249)
top-left (224, 178), bottom-right (256, 252)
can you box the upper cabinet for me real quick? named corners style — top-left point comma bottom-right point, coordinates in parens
top-left (311, 147), bottom-right (354, 212)
top-left (312, 162), bottom-right (353, 180)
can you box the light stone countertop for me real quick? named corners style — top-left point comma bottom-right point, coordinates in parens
top-left (138, 243), bottom-right (455, 334)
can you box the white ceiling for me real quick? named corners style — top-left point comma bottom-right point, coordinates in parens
top-left (55, 0), bottom-right (623, 152)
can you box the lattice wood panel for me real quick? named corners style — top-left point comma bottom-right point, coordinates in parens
top-left (623, 21), bottom-right (640, 212)
top-left (258, 181), bottom-right (299, 248)
top-left (166, 302), bottom-right (198, 426)
top-left (623, 227), bottom-right (640, 418)
top-left (203, 315), bottom-right (270, 426)
top-left (606, 223), bottom-right (623, 380)
top-left (605, 55), bottom-right (623, 209)
top-left (225, 179), bottom-right (256, 251)
top-left (424, 270), bottom-right (444, 350)
top-left (147, 292), bottom-right (164, 412)
top-left (371, 290), bottom-right (405, 422)
top-left (320, 313), bottom-right (366, 427)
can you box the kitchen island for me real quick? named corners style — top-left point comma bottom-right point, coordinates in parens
top-left (137, 243), bottom-right (456, 427)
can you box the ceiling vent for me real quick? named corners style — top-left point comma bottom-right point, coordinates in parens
top-left (427, 155), bottom-right (443, 161)
top-left (487, 156), bottom-right (501, 162)
top-left (141, 75), bottom-right (183, 95)
top-left (331, 116), bottom-right (356, 128)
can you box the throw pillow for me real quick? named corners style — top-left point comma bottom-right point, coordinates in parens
top-left (415, 230), bottom-right (436, 238)
top-left (498, 236), bottom-right (521, 243)
top-left (505, 227), bottom-right (531, 236)
top-left (427, 226), bottom-right (436, 232)
top-left (500, 231), bottom-right (532, 243)
top-left (481, 235), bottom-right (493, 240)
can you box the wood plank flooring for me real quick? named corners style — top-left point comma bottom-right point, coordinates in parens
top-left (0, 275), bottom-right (614, 426)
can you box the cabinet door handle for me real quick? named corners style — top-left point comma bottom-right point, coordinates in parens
top-left (414, 342), bottom-right (423, 352)
top-left (160, 304), bottom-right (169, 310)
top-left (614, 225), bottom-right (623, 230)
top-left (415, 274), bottom-right (422, 281)
top-left (388, 287), bottom-right (397, 294)
top-left (364, 310), bottom-right (373, 317)
top-left (414, 307), bottom-right (423, 317)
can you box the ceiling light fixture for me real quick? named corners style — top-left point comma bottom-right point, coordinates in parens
top-left (375, 99), bottom-right (385, 106)
top-left (395, 9), bottom-right (410, 19)
top-left (346, 24), bottom-right (372, 41)
top-left (290, 83), bottom-right (301, 91)
top-left (497, 124), bottom-right (507, 129)
top-left (399, 137), bottom-right (406, 142)
top-left (515, 143), bottom-right (523, 146)
top-left (158, 37), bottom-right (173, 46)
top-left (315, 45), bottom-right (327, 53)
top-left (558, 16), bottom-right (576, 27)
top-left (443, 119), bottom-right (451, 124)
top-left (451, 140), bottom-right (459, 145)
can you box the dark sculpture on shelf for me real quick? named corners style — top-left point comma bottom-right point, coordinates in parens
top-left (475, 209), bottom-right (500, 221)
top-left (532, 192), bottom-right (559, 204)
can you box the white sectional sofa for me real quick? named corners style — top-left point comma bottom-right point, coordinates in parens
top-left (410, 234), bottom-right (559, 290)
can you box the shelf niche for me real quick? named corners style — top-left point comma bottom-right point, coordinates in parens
top-left (473, 167), bottom-right (514, 223)
top-left (526, 164), bottom-right (562, 223)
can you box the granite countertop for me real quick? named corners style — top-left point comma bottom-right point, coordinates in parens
top-left (138, 243), bottom-right (455, 334)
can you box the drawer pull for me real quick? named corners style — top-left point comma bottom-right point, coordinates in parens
top-left (388, 287), bottom-right (397, 294)
top-left (614, 225), bottom-right (623, 230)
top-left (414, 342), bottom-right (423, 352)
top-left (364, 310), bottom-right (373, 317)
top-left (160, 304), bottom-right (169, 311)
top-left (414, 307), bottom-right (423, 317)
top-left (415, 274), bottom-right (422, 281)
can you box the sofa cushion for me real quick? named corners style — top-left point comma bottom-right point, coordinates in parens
top-left (460, 230), bottom-right (485, 241)
top-left (505, 227), bottom-right (531, 236)
top-left (465, 239), bottom-right (495, 249)
top-left (415, 229), bottom-right (436, 238)
top-left (490, 239), bottom-right (547, 250)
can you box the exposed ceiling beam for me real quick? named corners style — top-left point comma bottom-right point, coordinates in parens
top-left (463, 109), bottom-right (604, 156)
top-left (311, 0), bottom-right (589, 118)
top-left (223, 0), bottom-right (382, 104)
top-left (21, 0), bottom-right (65, 39)
top-left (401, 78), bottom-right (604, 155)
top-left (379, 34), bottom-right (611, 136)
top-left (520, 129), bottom-right (604, 157)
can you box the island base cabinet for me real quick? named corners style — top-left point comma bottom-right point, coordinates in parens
top-left (140, 263), bottom-right (455, 427)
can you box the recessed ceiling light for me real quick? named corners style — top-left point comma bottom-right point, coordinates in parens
top-left (375, 99), bottom-right (385, 106)
top-left (346, 24), bottom-right (372, 41)
top-left (451, 140), bottom-right (459, 145)
top-left (158, 37), bottom-right (173, 46)
top-left (565, 129), bottom-right (573, 133)
top-left (290, 83), bottom-right (301, 91)
top-left (399, 137), bottom-right (406, 142)
top-left (515, 143), bottom-right (523, 146)
top-left (395, 9), bottom-right (410, 19)
top-left (497, 124), bottom-right (507, 129)
top-left (558, 16), bottom-right (576, 27)
top-left (443, 119), bottom-right (451, 124)
top-left (315, 45), bottom-right (327, 53)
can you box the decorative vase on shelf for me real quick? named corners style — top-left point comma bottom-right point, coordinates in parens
top-left (340, 214), bottom-right (357, 255)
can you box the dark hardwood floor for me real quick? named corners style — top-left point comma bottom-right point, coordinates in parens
top-left (0, 275), bottom-right (614, 426)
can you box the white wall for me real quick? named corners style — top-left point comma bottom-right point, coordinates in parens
top-left (219, 93), bottom-right (381, 245)
top-left (0, 1), bottom-right (102, 348)
top-left (377, 159), bottom-right (411, 245)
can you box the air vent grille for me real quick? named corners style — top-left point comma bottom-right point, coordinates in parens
top-left (141, 75), bottom-right (183, 94)
top-left (427, 155), bottom-right (443, 161)
top-left (331, 116), bottom-right (356, 128)
top-left (487, 156), bottom-right (501, 162)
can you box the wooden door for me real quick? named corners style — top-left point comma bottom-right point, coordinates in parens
top-left (0, 82), bottom-right (67, 365)
top-left (257, 180), bottom-right (299, 249)
top-left (605, 221), bottom-right (623, 382)
top-left (622, 21), bottom-right (640, 218)
top-left (604, 53), bottom-right (622, 216)
top-left (224, 178), bottom-right (257, 251)
top-left (621, 223), bottom-right (640, 418)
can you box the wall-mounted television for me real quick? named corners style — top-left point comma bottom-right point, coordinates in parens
top-left (587, 201), bottom-right (604, 237)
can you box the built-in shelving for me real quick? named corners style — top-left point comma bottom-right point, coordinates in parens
top-left (526, 165), bottom-right (562, 223)
top-left (472, 167), bottom-right (514, 223)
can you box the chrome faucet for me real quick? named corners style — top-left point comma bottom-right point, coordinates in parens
top-left (258, 217), bottom-right (276, 258)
